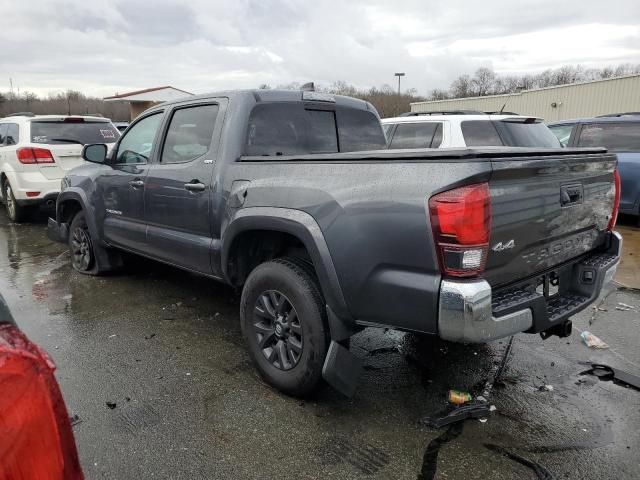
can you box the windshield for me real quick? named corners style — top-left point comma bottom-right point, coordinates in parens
top-left (30, 120), bottom-right (120, 145)
top-left (577, 122), bottom-right (640, 152)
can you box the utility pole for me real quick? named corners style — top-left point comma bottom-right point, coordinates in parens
top-left (394, 72), bottom-right (405, 115)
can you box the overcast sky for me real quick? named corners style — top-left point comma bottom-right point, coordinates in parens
top-left (1, 0), bottom-right (639, 97)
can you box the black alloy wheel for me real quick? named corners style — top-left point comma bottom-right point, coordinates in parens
top-left (252, 290), bottom-right (303, 371)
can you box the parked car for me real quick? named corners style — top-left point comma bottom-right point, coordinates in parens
top-left (112, 122), bottom-right (129, 133)
top-left (548, 113), bottom-right (640, 216)
top-left (48, 89), bottom-right (621, 397)
top-left (0, 292), bottom-right (84, 479)
top-left (382, 111), bottom-right (561, 149)
top-left (0, 114), bottom-right (120, 222)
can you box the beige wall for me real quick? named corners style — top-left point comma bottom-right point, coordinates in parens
top-left (129, 101), bottom-right (158, 120)
top-left (411, 74), bottom-right (640, 122)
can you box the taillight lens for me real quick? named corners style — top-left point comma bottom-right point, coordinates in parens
top-left (0, 324), bottom-right (83, 480)
top-left (607, 169), bottom-right (621, 231)
top-left (428, 183), bottom-right (491, 278)
top-left (16, 147), bottom-right (55, 164)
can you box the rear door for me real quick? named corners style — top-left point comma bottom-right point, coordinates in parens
top-left (143, 100), bottom-right (225, 274)
top-left (28, 119), bottom-right (119, 180)
top-left (484, 150), bottom-right (617, 287)
top-left (99, 111), bottom-right (164, 252)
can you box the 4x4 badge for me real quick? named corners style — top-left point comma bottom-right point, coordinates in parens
top-left (492, 240), bottom-right (515, 252)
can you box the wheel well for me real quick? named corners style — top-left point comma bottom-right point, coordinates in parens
top-left (0, 173), bottom-right (6, 191)
top-left (227, 230), bottom-right (313, 286)
top-left (60, 199), bottom-right (83, 224)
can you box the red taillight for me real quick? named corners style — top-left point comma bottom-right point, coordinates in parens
top-left (16, 147), bottom-right (55, 164)
top-left (428, 183), bottom-right (491, 278)
top-left (0, 324), bottom-right (83, 480)
top-left (608, 169), bottom-right (621, 231)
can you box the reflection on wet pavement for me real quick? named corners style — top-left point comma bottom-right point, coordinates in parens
top-left (0, 209), bottom-right (639, 479)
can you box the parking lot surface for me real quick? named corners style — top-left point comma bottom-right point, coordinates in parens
top-left (1, 210), bottom-right (639, 479)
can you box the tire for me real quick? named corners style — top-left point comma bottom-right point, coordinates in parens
top-left (68, 210), bottom-right (123, 276)
top-left (3, 180), bottom-right (31, 223)
top-left (240, 257), bottom-right (329, 397)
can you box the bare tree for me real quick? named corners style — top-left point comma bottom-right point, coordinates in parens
top-left (428, 88), bottom-right (449, 100)
top-left (450, 74), bottom-right (473, 98)
top-left (471, 67), bottom-right (496, 96)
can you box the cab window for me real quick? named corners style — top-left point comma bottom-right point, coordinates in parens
top-left (161, 104), bottom-right (219, 163)
top-left (115, 113), bottom-right (163, 164)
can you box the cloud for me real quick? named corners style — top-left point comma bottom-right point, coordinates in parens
top-left (0, 0), bottom-right (638, 97)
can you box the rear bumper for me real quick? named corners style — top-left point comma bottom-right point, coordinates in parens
top-left (438, 231), bottom-right (622, 343)
top-left (2, 170), bottom-right (60, 202)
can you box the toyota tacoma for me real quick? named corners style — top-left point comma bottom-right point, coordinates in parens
top-left (47, 89), bottom-right (622, 397)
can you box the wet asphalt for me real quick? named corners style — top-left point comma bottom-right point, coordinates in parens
top-left (1, 209), bottom-right (639, 480)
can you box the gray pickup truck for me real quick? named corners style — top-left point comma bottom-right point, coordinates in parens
top-left (48, 89), bottom-right (622, 397)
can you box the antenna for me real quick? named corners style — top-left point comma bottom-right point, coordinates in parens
top-left (499, 102), bottom-right (506, 114)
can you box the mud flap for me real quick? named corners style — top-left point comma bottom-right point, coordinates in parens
top-left (322, 340), bottom-right (363, 398)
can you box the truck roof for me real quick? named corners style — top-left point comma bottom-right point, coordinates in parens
top-left (158, 89), bottom-right (376, 112)
top-left (548, 114), bottom-right (640, 126)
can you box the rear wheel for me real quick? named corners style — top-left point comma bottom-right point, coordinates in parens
top-left (3, 180), bottom-right (31, 223)
top-left (240, 257), bottom-right (329, 397)
top-left (69, 212), bottom-right (96, 273)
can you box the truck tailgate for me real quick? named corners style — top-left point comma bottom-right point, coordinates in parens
top-left (484, 151), bottom-right (617, 287)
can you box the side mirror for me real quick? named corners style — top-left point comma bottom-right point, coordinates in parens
top-left (82, 144), bottom-right (108, 164)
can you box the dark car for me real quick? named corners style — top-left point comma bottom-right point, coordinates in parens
top-left (48, 89), bottom-right (621, 397)
top-left (0, 293), bottom-right (83, 479)
top-left (549, 114), bottom-right (640, 216)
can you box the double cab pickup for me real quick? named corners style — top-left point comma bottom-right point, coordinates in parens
top-left (48, 89), bottom-right (621, 396)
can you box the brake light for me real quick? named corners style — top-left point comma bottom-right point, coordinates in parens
top-left (428, 183), bottom-right (491, 278)
top-left (16, 147), bottom-right (55, 164)
top-left (63, 117), bottom-right (84, 123)
top-left (608, 169), bottom-right (621, 231)
top-left (0, 324), bottom-right (83, 480)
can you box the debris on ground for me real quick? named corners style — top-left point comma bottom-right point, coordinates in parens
top-left (145, 333), bottom-right (156, 340)
top-left (105, 401), bottom-right (117, 410)
top-left (538, 384), bottom-right (554, 392)
top-left (580, 364), bottom-right (640, 390)
top-left (69, 414), bottom-right (82, 427)
top-left (421, 401), bottom-right (491, 428)
top-left (484, 444), bottom-right (555, 480)
top-left (448, 389), bottom-right (472, 405)
top-left (617, 302), bottom-right (636, 310)
top-left (580, 331), bottom-right (609, 349)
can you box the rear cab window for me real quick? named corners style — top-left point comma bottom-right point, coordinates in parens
top-left (577, 122), bottom-right (640, 151)
top-left (245, 103), bottom-right (385, 156)
top-left (388, 122), bottom-right (443, 149)
top-left (30, 119), bottom-right (119, 145)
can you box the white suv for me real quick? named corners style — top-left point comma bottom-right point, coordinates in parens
top-left (0, 114), bottom-right (120, 222)
top-left (381, 111), bottom-right (561, 149)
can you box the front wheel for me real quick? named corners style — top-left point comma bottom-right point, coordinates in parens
top-left (240, 257), bottom-right (329, 397)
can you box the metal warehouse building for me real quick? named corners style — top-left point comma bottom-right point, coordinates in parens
top-left (411, 74), bottom-right (640, 122)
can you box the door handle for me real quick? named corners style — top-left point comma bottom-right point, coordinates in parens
top-left (129, 179), bottom-right (144, 188)
top-left (184, 181), bottom-right (206, 192)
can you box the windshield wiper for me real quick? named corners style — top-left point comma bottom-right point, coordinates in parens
top-left (50, 138), bottom-right (84, 145)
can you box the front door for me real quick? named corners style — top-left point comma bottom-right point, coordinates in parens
top-left (99, 111), bottom-right (164, 252)
top-left (143, 101), bottom-right (224, 274)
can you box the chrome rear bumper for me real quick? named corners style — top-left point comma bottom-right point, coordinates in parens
top-left (437, 231), bottom-right (622, 343)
